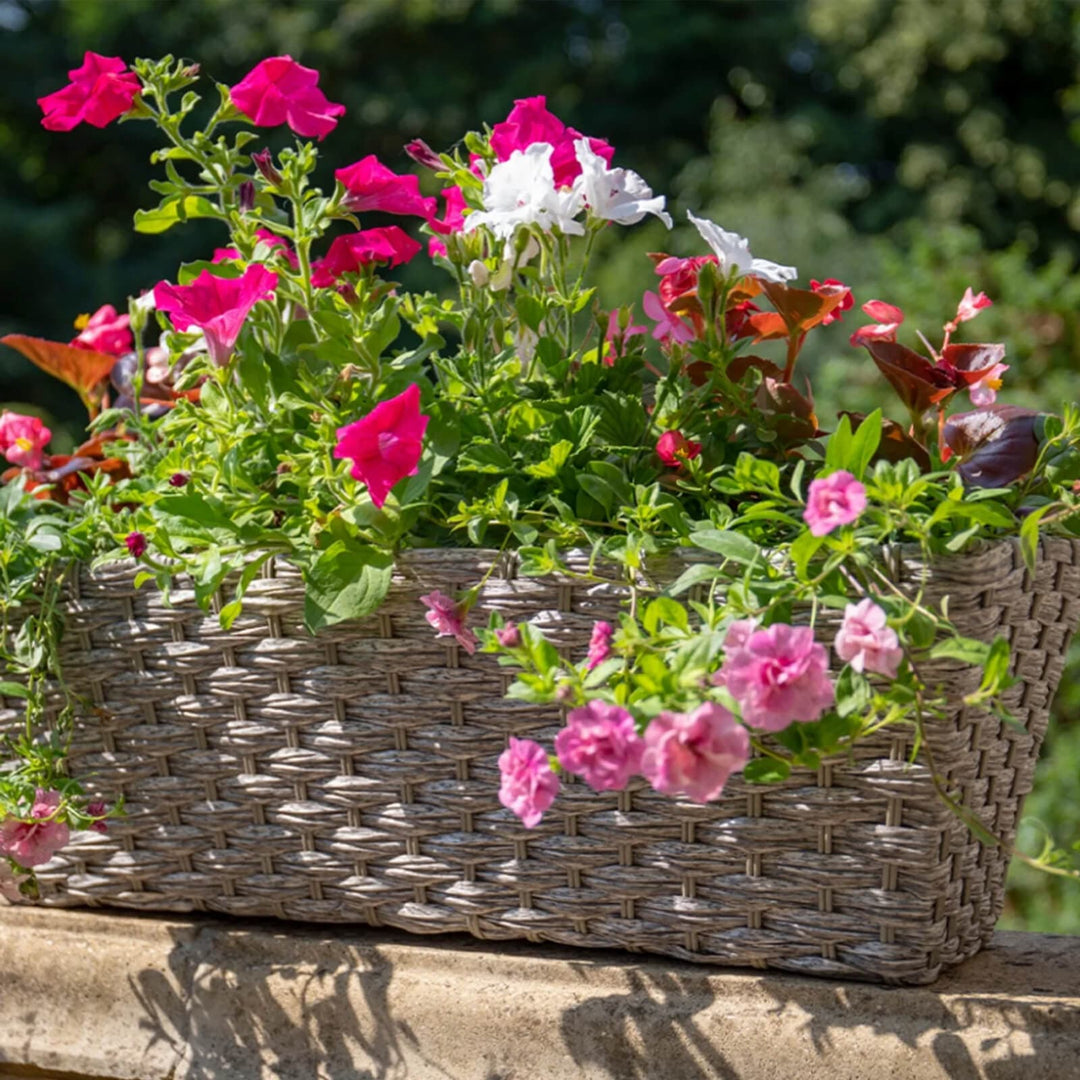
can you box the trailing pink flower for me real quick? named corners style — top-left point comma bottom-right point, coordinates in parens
top-left (70, 304), bottom-right (132, 356)
top-left (834, 598), bottom-right (903, 678)
top-left (229, 55), bottom-right (344, 140)
top-left (585, 620), bottom-right (614, 671)
top-left (656, 430), bottom-right (702, 468)
top-left (849, 299), bottom-right (904, 347)
top-left (555, 701), bottom-right (644, 791)
top-left (38, 51), bottom-right (140, 132)
top-left (419, 589), bottom-right (477, 654)
top-left (803, 470), bottom-right (867, 536)
top-left (0, 412), bottom-right (51, 470)
top-left (154, 264), bottom-right (278, 367)
top-left (212, 228), bottom-right (299, 270)
top-left (335, 155), bottom-right (437, 218)
top-left (641, 702), bottom-right (749, 803)
top-left (125, 531), bottom-right (147, 558)
top-left (311, 227), bottom-right (422, 287)
top-left (0, 789), bottom-right (70, 868)
top-left (334, 383), bottom-right (429, 508)
top-left (498, 736), bottom-right (559, 828)
top-left (490, 95), bottom-right (614, 187)
top-left (719, 623), bottom-right (835, 731)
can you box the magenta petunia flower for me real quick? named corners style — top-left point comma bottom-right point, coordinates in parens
top-left (229, 55), bottom-right (344, 140)
top-left (419, 589), bottom-right (477, 654)
top-left (70, 304), bottom-right (132, 356)
top-left (803, 470), bottom-right (867, 537)
top-left (489, 95), bottom-right (614, 187)
top-left (641, 702), bottom-right (749, 803)
top-left (719, 623), bottom-right (835, 732)
top-left (38, 51), bottom-right (140, 132)
top-left (555, 700), bottom-right (643, 791)
top-left (0, 789), bottom-right (70, 868)
top-left (0, 411), bottom-right (51, 470)
top-left (834, 598), bottom-right (903, 678)
top-left (498, 737), bottom-right (560, 828)
top-left (427, 186), bottom-right (469, 257)
top-left (334, 383), bottom-right (430, 508)
top-left (310, 227), bottom-right (422, 287)
top-left (154, 264), bottom-right (278, 367)
top-left (334, 155), bottom-right (437, 218)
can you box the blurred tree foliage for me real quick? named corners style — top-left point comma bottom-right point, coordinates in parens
top-left (1, 0), bottom-right (1078, 925)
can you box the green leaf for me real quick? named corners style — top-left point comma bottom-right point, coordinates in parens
top-left (667, 562), bottom-right (724, 597)
top-left (743, 757), bottom-right (791, 784)
top-left (1020, 503), bottom-right (1054, 574)
top-left (642, 597), bottom-right (689, 633)
top-left (0, 681), bottom-right (29, 699)
top-left (689, 529), bottom-right (761, 566)
top-left (848, 408), bottom-right (882, 479)
top-left (789, 530), bottom-right (825, 580)
top-left (458, 441), bottom-right (515, 473)
top-left (928, 636), bottom-right (991, 664)
top-left (302, 540), bottom-right (394, 633)
top-left (824, 413), bottom-right (854, 471)
top-left (524, 439), bottom-right (573, 478)
top-left (133, 194), bottom-right (221, 233)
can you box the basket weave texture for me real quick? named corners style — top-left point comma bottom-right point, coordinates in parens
top-left (4, 536), bottom-right (1080, 985)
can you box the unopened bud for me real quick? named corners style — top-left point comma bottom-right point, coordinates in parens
top-left (251, 149), bottom-right (283, 187)
top-left (404, 138), bottom-right (444, 171)
top-left (468, 259), bottom-right (490, 288)
top-left (238, 180), bottom-right (256, 212)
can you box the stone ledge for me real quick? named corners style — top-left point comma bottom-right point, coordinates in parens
top-left (0, 906), bottom-right (1077, 1080)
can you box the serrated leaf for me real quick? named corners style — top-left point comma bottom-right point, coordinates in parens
top-left (302, 540), bottom-right (393, 633)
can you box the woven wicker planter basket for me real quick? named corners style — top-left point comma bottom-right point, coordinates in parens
top-left (4, 535), bottom-right (1080, 985)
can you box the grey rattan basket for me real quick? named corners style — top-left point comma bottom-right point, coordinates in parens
top-left (4, 536), bottom-right (1080, 985)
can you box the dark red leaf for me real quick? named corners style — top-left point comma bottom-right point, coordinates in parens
top-left (941, 404), bottom-right (1040, 487)
top-left (863, 339), bottom-right (957, 416)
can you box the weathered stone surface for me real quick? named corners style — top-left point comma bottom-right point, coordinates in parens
top-left (0, 905), bottom-right (1077, 1079)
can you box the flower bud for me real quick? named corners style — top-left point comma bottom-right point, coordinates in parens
top-left (251, 148), bottom-right (283, 187)
top-left (404, 138), bottom-right (444, 171)
top-left (468, 260), bottom-right (490, 288)
top-left (237, 180), bottom-right (256, 212)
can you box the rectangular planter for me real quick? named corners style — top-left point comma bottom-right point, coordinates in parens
top-left (4, 537), bottom-right (1080, 985)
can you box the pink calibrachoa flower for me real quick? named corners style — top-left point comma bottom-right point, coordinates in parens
top-left (335, 155), bottom-right (437, 218)
top-left (489, 95), bottom-right (614, 188)
top-left (70, 304), bottom-right (132, 356)
top-left (310, 227), bottom-right (423, 287)
top-left (555, 701), bottom-right (644, 791)
top-left (334, 383), bottom-right (430, 508)
top-left (428, 186), bottom-right (469, 257)
top-left (125, 531), bottom-right (147, 558)
top-left (229, 55), bottom-right (344, 140)
top-left (719, 623), bottom-right (835, 731)
top-left (38, 51), bottom-right (140, 132)
top-left (154, 264), bottom-right (278, 367)
top-left (419, 589), bottom-right (478, 654)
top-left (585, 620), bottom-right (614, 671)
top-left (849, 299), bottom-right (904, 346)
top-left (834, 598), bottom-right (903, 678)
top-left (810, 278), bottom-right (854, 326)
top-left (498, 737), bottom-right (560, 828)
top-left (656, 430), bottom-right (702, 468)
top-left (803, 470), bottom-right (867, 537)
top-left (0, 789), bottom-right (70, 867)
top-left (0, 412), bottom-right (51, 470)
top-left (641, 702), bottom-right (749, 803)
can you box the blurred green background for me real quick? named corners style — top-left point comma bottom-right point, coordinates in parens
top-left (1, 0), bottom-right (1077, 930)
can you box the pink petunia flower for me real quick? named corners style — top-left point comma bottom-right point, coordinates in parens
top-left (555, 700), bottom-right (644, 791)
top-left (419, 589), bottom-right (478, 654)
top-left (38, 51), bottom-right (140, 132)
top-left (834, 598), bottom-right (903, 678)
top-left (334, 383), bottom-right (429, 508)
top-left (849, 299), bottom-right (905, 347)
top-left (427, 186), bottom-right (469, 258)
top-left (498, 737), bottom-right (560, 828)
top-left (656, 430), bottom-right (702, 468)
top-left (585, 620), bottom-right (614, 671)
top-left (310, 227), bottom-right (422, 287)
top-left (70, 304), bottom-right (132, 356)
top-left (0, 789), bottom-right (70, 868)
top-left (154, 264), bottom-right (278, 367)
top-left (229, 55), bottom-right (344, 140)
top-left (803, 470), bottom-right (867, 537)
top-left (335, 155), bottom-right (437, 218)
top-left (0, 412), bottom-right (51, 471)
top-left (489, 95), bottom-right (614, 188)
top-left (719, 623), bottom-right (835, 731)
top-left (641, 701), bottom-right (749, 803)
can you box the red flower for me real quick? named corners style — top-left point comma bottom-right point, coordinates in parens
top-left (810, 278), bottom-right (853, 326)
top-left (229, 55), bottom-right (345, 141)
top-left (656, 430), bottom-right (702, 467)
top-left (70, 304), bottom-right (132, 356)
top-left (311, 227), bottom-right (422, 287)
top-left (333, 383), bottom-right (430, 508)
top-left (849, 299), bottom-right (904, 346)
top-left (38, 52), bottom-right (140, 132)
top-left (334, 155), bottom-right (436, 218)
top-left (154, 265), bottom-right (278, 367)
top-left (125, 531), bottom-right (147, 558)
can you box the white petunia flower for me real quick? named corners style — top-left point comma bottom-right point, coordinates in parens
top-left (687, 211), bottom-right (797, 283)
top-left (573, 139), bottom-right (672, 228)
top-left (463, 143), bottom-right (585, 240)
